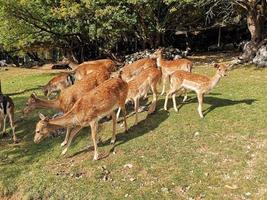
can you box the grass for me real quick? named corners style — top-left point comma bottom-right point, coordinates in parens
top-left (0, 58), bottom-right (267, 199)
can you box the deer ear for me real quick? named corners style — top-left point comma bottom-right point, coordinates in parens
top-left (214, 63), bottom-right (220, 68)
top-left (31, 92), bottom-right (37, 98)
top-left (39, 113), bottom-right (47, 121)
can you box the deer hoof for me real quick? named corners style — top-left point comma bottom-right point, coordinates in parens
top-left (61, 148), bottom-right (68, 155)
top-left (93, 153), bottom-right (99, 161)
top-left (61, 141), bottom-right (67, 147)
top-left (110, 139), bottom-right (116, 145)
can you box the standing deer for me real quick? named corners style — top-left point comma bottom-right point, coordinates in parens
top-left (117, 66), bottom-right (161, 124)
top-left (24, 70), bottom-right (110, 146)
top-left (164, 63), bottom-right (228, 118)
top-left (119, 58), bottom-right (156, 82)
top-left (34, 77), bottom-right (128, 160)
top-left (150, 49), bottom-right (193, 96)
top-left (0, 81), bottom-right (17, 143)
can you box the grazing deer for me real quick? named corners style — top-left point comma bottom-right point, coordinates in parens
top-left (34, 77), bottom-right (128, 160)
top-left (42, 72), bottom-right (75, 98)
top-left (24, 70), bottom-right (110, 146)
top-left (164, 63), bottom-right (228, 118)
top-left (117, 66), bottom-right (161, 124)
top-left (150, 49), bottom-right (193, 96)
top-left (0, 81), bottom-right (17, 143)
top-left (119, 58), bottom-right (156, 82)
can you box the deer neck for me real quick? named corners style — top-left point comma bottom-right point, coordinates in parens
top-left (48, 112), bottom-right (77, 128)
top-left (35, 98), bottom-right (61, 110)
top-left (156, 54), bottom-right (162, 68)
top-left (209, 72), bottom-right (222, 91)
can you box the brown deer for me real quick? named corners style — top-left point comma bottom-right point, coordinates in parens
top-left (150, 49), bottom-right (193, 96)
top-left (74, 59), bottom-right (117, 80)
top-left (117, 66), bottom-right (161, 124)
top-left (164, 63), bottom-right (228, 118)
top-left (42, 72), bottom-right (75, 98)
top-left (24, 70), bottom-right (110, 146)
top-left (119, 58), bottom-right (156, 82)
top-left (34, 77), bottom-right (128, 160)
top-left (0, 81), bottom-right (17, 143)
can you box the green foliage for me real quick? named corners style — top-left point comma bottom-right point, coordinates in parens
top-left (0, 0), bottom-right (256, 59)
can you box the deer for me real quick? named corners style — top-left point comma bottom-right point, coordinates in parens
top-left (0, 81), bottom-right (17, 143)
top-left (82, 58), bottom-right (118, 72)
top-left (119, 58), bottom-right (156, 82)
top-left (73, 58), bottom-right (119, 80)
top-left (116, 66), bottom-right (161, 125)
top-left (34, 77), bottom-right (128, 161)
top-left (42, 72), bottom-right (75, 98)
top-left (23, 70), bottom-right (110, 146)
top-left (150, 48), bottom-right (193, 97)
top-left (164, 63), bottom-right (228, 118)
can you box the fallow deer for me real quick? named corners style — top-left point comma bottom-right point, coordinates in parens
top-left (151, 49), bottom-right (193, 96)
top-left (119, 58), bottom-right (156, 82)
top-left (117, 66), bottom-right (161, 124)
top-left (34, 77), bottom-right (128, 160)
top-left (164, 63), bottom-right (228, 118)
top-left (42, 72), bottom-right (75, 98)
top-left (83, 58), bottom-right (117, 72)
top-left (0, 81), bottom-right (17, 143)
top-left (74, 59), bottom-right (117, 80)
top-left (24, 70), bottom-right (110, 146)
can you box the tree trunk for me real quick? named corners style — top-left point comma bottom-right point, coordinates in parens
top-left (239, 0), bottom-right (266, 62)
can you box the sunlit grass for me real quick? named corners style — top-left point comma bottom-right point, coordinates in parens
top-left (0, 64), bottom-right (266, 199)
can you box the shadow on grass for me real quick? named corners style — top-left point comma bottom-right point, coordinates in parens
top-left (6, 86), bottom-right (42, 96)
top-left (68, 108), bottom-right (169, 159)
top-left (171, 96), bottom-right (257, 117)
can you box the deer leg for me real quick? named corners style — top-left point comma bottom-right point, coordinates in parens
top-left (116, 107), bottom-right (121, 120)
top-left (61, 126), bottom-right (82, 155)
top-left (172, 93), bottom-right (178, 112)
top-left (182, 89), bottom-right (188, 102)
top-left (121, 105), bottom-right (128, 132)
top-left (164, 85), bottom-right (177, 111)
top-left (90, 121), bottom-right (99, 160)
top-left (2, 115), bottom-right (7, 135)
top-left (61, 127), bottom-right (71, 147)
top-left (161, 74), bottom-right (167, 95)
top-left (8, 111), bottom-right (17, 143)
top-left (197, 92), bottom-right (204, 118)
top-left (110, 111), bottom-right (116, 144)
top-left (134, 98), bottom-right (139, 125)
top-left (148, 82), bottom-right (157, 114)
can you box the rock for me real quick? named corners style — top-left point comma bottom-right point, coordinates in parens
top-left (161, 187), bottom-right (169, 193)
top-left (123, 164), bottom-right (133, 169)
top-left (253, 45), bottom-right (267, 67)
top-left (123, 47), bottom-right (187, 64)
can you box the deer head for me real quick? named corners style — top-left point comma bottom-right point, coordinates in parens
top-left (214, 63), bottom-right (228, 77)
top-left (34, 113), bottom-right (51, 143)
top-left (23, 92), bottom-right (39, 114)
top-left (150, 49), bottom-right (163, 59)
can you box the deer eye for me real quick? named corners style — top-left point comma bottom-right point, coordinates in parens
top-left (36, 130), bottom-right (40, 134)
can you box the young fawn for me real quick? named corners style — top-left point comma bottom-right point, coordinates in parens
top-left (117, 66), bottom-right (162, 124)
top-left (164, 63), bottom-right (228, 118)
top-left (0, 81), bottom-right (17, 142)
top-left (150, 49), bottom-right (193, 95)
top-left (34, 78), bottom-right (128, 160)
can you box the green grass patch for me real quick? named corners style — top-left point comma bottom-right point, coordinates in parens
top-left (0, 65), bottom-right (266, 199)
